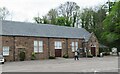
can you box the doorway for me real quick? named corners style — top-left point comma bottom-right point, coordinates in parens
top-left (18, 48), bottom-right (26, 61)
top-left (91, 47), bottom-right (96, 56)
top-left (55, 49), bottom-right (62, 57)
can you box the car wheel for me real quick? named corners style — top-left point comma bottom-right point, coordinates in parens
top-left (2, 62), bottom-right (4, 64)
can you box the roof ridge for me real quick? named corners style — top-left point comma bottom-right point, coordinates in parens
top-left (2, 20), bottom-right (84, 30)
top-left (2, 20), bottom-right (91, 41)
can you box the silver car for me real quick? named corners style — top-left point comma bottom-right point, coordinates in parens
top-left (0, 55), bottom-right (4, 64)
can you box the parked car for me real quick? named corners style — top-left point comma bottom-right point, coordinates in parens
top-left (0, 55), bottom-right (4, 64)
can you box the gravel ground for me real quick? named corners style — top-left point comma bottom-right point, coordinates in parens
top-left (1, 56), bottom-right (119, 72)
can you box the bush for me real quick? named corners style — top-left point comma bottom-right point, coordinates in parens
top-left (19, 51), bottom-right (25, 61)
top-left (31, 52), bottom-right (36, 60)
top-left (63, 54), bottom-right (69, 58)
top-left (49, 56), bottom-right (56, 59)
top-left (97, 55), bottom-right (100, 57)
top-left (87, 54), bottom-right (93, 58)
top-left (103, 52), bottom-right (110, 56)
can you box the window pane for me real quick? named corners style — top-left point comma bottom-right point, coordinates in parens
top-left (55, 42), bottom-right (57, 47)
top-left (39, 41), bottom-right (43, 46)
top-left (55, 42), bottom-right (57, 49)
top-left (38, 41), bottom-right (43, 52)
top-left (3, 46), bottom-right (9, 56)
top-left (34, 46), bottom-right (38, 53)
top-left (75, 42), bottom-right (78, 51)
top-left (72, 42), bottom-right (74, 46)
top-left (59, 42), bottom-right (62, 49)
top-left (55, 41), bottom-right (62, 49)
top-left (75, 47), bottom-right (78, 51)
top-left (75, 42), bottom-right (78, 47)
top-left (71, 42), bottom-right (75, 52)
top-left (39, 47), bottom-right (43, 52)
top-left (72, 47), bottom-right (75, 52)
top-left (34, 41), bottom-right (38, 46)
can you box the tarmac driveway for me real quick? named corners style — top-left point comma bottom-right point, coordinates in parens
top-left (1, 56), bottom-right (119, 72)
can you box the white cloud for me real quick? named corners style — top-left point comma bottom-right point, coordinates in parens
top-left (0, 0), bottom-right (108, 22)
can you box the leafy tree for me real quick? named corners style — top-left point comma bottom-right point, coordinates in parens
top-left (42, 16), bottom-right (50, 24)
top-left (47, 9), bottom-right (58, 24)
top-left (72, 12), bottom-right (77, 27)
top-left (33, 16), bottom-right (42, 24)
top-left (93, 7), bottom-right (107, 41)
top-left (105, 0), bottom-right (116, 13)
top-left (56, 17), bottom-right (66, 26)
top-left (0, 7), bottom-right (10, 20)
top-left (80, 8), bottom-right (93, 31)
top-left (33, 1), bottom-right (80, 27)
top-left (102, 1), bottom-right (120, 51)
top-left (57, 1), bottom-right (80, 27)
top-left (33, 9), bottom-right (57, 24)
top-left (80, 7), bottom-right (107, 43)
top-left (33, 15), bottom-right (50, 24)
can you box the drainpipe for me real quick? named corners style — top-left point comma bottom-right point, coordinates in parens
top-left (66, 38), bottom-right (68, 56)
top-left (82, 38), bottom-right (86, 57)
top-left (13, 36), bottom-right (15, 61)
top-left (48, 38), bottom-right (50, 58)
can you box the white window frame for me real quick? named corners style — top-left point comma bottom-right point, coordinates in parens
top-left (34, 41), bottom-right (43, 53)
top-left (71, 42), bottom-right (78, 52)
top-left (55, 41), bottom-right (62, 49)
top-left (3, 46), bottom-right (9, 56)
top-left (38, 41), bottom-right (43, 52)
top-left (34, 41), bottom-right (38, 53)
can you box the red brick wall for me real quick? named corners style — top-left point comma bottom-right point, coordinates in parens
top-left (0, 36), bottom-right (2, 51)
top-left (86, 33), bottom-right (99, 56)
top-left (67, 39), bottom-right (83, 58)
top-left (15, 37), bottom-right (49, 61)
top-left (1, 36), bottom-right (14, 61)
top-left (49, 38), bottom-right (67, 57)
top-left (1, 36), bottom-right (84, 61)
top-left (1, 36), bottom-right (49, 61)
top-left (48, 38), bottom-right (83, 58)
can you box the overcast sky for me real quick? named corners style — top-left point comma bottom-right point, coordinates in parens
top-left (0, 0), bottom-right (109, 22)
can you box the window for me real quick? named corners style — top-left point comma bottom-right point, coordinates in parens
top-left (3, 46), bottom-right (9, 56)
top-left (34, 41), bottom-right (43, 53)
top-left (71, 42), bottom-right (78, 52)
top-left (39, 41), bottom-right (43, 52)
top-left (55, 41), bottom-right (62, 49)
top-left (34, 41), bottom-right (38, 53)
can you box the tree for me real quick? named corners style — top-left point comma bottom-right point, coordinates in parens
top-left (47, 9), bottom-right (58, 24)
top-left (106, 0), bottom-right (116, 13)
top-left (79, 6), bottom-right (107, 43)
top-left (33, 9), bottom-right (57, 24)
top-left (33, 15), bottom-right (49, 24)
top-left (102, 1), bottom-right (120, 51)
top-left (93, 7), bottom-right (107, 41)
top-left (33, 16), bottom-right (42, 24)
top-left (56, 17), bottom-right (66, 26)
top-left (57, 1), bottom-right (80, 27)
top-left (80, 8), bottom-right (95, 32)
top-left (0, 7), bottom-right (10, 20)
top-left (33, 1), bottom-right (80, 27)
top-left (42, 16), bottom-right (50, 24)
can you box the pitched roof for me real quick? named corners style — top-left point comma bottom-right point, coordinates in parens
top-left (0, 20), bottom-right (91, 41)
top-left (99, 44), bottom-right (108, 48)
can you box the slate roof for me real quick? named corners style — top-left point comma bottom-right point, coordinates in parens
top-left (0, 20), bottom-right (91, 41)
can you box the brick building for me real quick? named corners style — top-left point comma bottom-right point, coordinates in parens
top-left (0, 20), bottom-right (99, 61)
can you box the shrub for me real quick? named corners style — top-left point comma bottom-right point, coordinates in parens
top-left (49, 56), bottom-right (56, 59)
top-left (87, 54), bottom-right (93, 58)
top-left (103, 52), bottom-right (110, 56)
top-left (97, 55), bottom-right (100, 57)
top-left (63, 54), bottom-right (69, 58)
top-left (19, 51), bottom-right (25, 61)
top-left (31, 52), bottom-right (36, 60)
